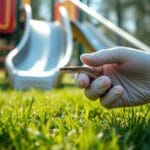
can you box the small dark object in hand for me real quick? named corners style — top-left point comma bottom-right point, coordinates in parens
top-left (60, 66), bottom-right (101, 79)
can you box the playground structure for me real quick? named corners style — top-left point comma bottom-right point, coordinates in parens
top-left (0, 0), bottom-right (17, 34)
top-left (5, 5), bottom-right (73, 90)
top-left (70, 0), bottom-right (150, 52)
top-left (1, 0), bottom-right (150, 90)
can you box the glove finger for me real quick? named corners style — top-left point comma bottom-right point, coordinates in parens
top-left (80, 47), bottom-right (129, 67)
top-left (84, 76), bottom-right (111, 100)
top-left (74, 66), bottom-right (103, 88)
top-left (100, 85), bottom-right (124, 109)
top-left (75, 73), bottom-right (90, 88)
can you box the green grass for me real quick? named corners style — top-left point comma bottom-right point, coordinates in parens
top-left (0, 72), bottom-right (149, 150)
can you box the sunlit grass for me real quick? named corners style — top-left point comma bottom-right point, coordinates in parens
top-left (0, 72), bottom-right (149, 150)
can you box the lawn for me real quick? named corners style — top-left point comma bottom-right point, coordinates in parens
top-left (0, 72), bottom-right (149, 150)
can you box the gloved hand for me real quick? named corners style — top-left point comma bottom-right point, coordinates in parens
top-left (75, 47), bottom-right (150, 109)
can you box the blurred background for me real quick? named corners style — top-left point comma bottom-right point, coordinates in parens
top-left (31, 0), bottom-right (150, 46)
top-left (0, 0), bottom-right (149, 68)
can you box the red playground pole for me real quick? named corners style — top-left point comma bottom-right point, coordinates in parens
top-left (54, 0), bottom-right (78, 21)
top-left (0, 0), bottom-right (17, 34)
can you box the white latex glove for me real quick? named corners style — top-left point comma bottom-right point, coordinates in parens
top-left (75, 47), bottom-right (150, 109)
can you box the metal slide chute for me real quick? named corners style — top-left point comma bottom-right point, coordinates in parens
top-left (5, 5), bottom-right (73, 90)
top-left (71, 21), bottom-right (115, 51)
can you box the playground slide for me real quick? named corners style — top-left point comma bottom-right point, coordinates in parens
top-left (5, 5), bottom-right (73, 90)
top-left (71, 21), bottom-right (115, 51)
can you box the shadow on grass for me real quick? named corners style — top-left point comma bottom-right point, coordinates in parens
top-left (56, 74), bottom-right (76, 89)
top-left (0, 71), bottom-right (76, 91)
top-left (0, 71), bottom-right (11, 91)
top-left (58, 83), bottom-right (75, 89)
top-left (0, 79), bottom-right (11, 90)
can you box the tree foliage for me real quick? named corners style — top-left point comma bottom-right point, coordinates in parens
top-left (30, 0), bottom-right (150, 45)
top-left (90, 0), bottom-right (150, 46)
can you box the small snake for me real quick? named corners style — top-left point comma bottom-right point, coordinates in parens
top-left (60, 66), bottom-right (101, 79)
top-left (60, 66), bottom-right (113, 94)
